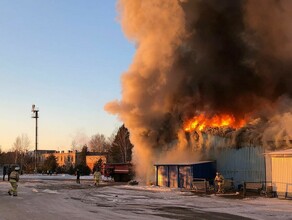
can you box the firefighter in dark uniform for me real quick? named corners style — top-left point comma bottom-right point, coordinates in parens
top-left (3, 166), bottom-right (7, 181)
top-left (76, 169), bottom-right (80, 184)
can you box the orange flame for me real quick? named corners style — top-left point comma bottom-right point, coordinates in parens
top-left (184, 114), bottom-right (246, 132)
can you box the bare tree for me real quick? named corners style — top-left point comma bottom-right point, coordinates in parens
top-left (107, 132), bottom-right (116, 145)
top-left (71, 140), bottom-right (79, 152)
top-left (89, 134), bottom-right (108, 152)
top-left (12, 134), bottom-right (30, 165)
top-left (0, 145), bottom-right (3, 163)
top-left (70, 131), bottom-right (89, 152)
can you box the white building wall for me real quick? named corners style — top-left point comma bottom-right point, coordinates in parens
top-left (271, 157), bottom-right (292, 197)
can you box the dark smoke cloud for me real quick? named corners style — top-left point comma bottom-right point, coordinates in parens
top-left (174, 0), bottom-right (292, 120)
top-left (105, 0), bottom-right (292, 180)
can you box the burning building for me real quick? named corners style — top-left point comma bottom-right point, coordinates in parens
top-left (154, 161), bottom-right (216, 189)
top-left (105, 0), bottom-right (292, 184)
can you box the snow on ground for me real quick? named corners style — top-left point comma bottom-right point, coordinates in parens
top-left (0, 174), bottom-right (292, 220)
top-left (21, 173), bottom-right (94, 180)
top-left (21, 174), bottom-right (114, 181)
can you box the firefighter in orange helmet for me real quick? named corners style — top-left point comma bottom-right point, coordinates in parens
top-left (214, 172), bottom-right (224, 193)
top-left (8, 167), bottom-right (20, 196)
top-left (93, 169), bottom-right (101, 186)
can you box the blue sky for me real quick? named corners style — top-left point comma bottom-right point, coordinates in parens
top-left (0, 0), bottom-right (134, 151)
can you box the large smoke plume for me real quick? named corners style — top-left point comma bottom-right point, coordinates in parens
top-left (105, 0), bottom-right (292, 181)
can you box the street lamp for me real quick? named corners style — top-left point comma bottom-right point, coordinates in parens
top-left (31, 104), bottom-right (39, 173)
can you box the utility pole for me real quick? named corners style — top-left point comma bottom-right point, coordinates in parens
top-left (31, 104), bottom-right (39, 173)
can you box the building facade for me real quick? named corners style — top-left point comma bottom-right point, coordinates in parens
top-left (39, 150), bottom-right (108, 171)
top-left (40, 150), bottom-right (80, 169)
top-left (86, 153), bottom-right (107, 171)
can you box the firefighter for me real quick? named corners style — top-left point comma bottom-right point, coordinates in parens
top-left (93, 169), bottom-right (101, 186)
top-left (76, 169), bottom-right (80, 184)
top-left (8, 167), bottom-right (20, 196)
top-left (3, 166), bottom-right (7, 181)
top-left (214, 172), bottom-right (224, 193)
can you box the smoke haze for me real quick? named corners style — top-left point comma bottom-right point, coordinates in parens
top-left (105, 0), bottom-right (292, 181)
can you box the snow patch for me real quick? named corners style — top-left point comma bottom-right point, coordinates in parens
top-left (43, 189), bottom-right (59, 194)
top-left (32, 188), bottom-right (38, 193)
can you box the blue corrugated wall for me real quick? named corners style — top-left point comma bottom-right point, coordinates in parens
top-left (214, 146), bottom-right (266, 187)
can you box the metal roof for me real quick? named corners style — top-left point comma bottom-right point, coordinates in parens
top-left (154, 161), bottom-right (214, 166)
top-left (266, 149), bottom-right (292, 156)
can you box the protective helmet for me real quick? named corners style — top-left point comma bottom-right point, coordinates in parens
top-left (15, 167), bottom-right (20, 171)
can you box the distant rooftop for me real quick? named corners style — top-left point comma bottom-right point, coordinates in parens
top-left (154, 161), bottom-right (215, 166)
top-left (267, 149), bottom-right (292, 156)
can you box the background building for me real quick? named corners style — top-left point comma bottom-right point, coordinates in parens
top-left (40, 150), bottom-right (81, 169)
top-left (86, 152), bottom-right (107, 171)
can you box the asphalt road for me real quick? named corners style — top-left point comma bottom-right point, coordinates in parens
top-left (0, 178), bottom-right (280, 220)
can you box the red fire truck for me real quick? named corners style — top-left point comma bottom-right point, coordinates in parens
top-left (104, 163), bottom-right (133, 182)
